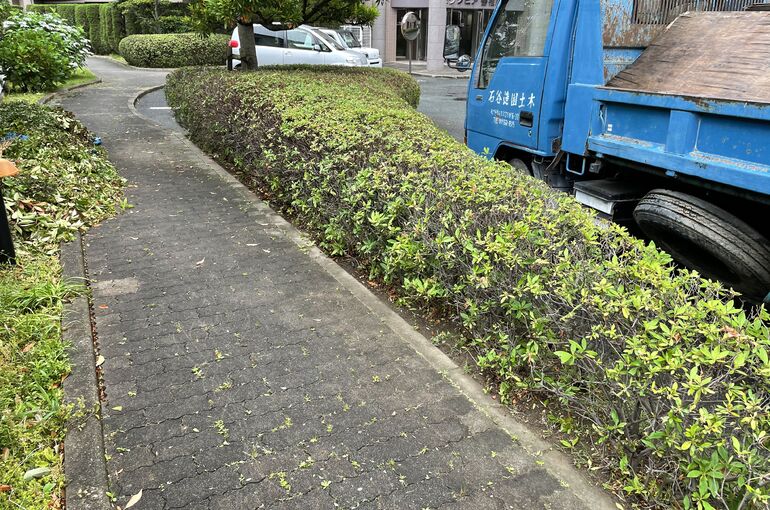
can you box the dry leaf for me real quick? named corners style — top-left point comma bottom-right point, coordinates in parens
top-left (196, 258), bottom-right (205, 266)
top-left (125, 489), bottom-right (143, 509)
top-left (95, 355), bottom-right (105, 367)
top-left (112, 406), bottom-right (123, 412)
top-left (0, 485), bottom-right (11, 492)
top-left (98, 304), bottom-right (109, 309)
top-left (21, 343), bottom-right (34, 353)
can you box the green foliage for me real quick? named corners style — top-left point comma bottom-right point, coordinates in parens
top-left (0, 102), bottom-right (124, 508)
top-left (0, 30), bottom-right (71, 93)
top-left (116, 0), bottom-right (190, 34)
top-left (0, 11), bottom-right (90, 92)
top-left (189, 0), bottom-right (377, 27)
top-left (118, 33), bottom-right (228, 67)
top-left (30, 1), bottom-right (192, 55)
top-left (1, 102), bottom-right (125, 253)
top-left (0, 0), bottom-right (14, 23)
top-left (167, 66), bottom-right (770, 510)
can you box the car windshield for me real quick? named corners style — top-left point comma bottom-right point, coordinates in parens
top-left (314, 30), bottom-right (345, 51)
top-left (339, 30), bottom-right (361, 48)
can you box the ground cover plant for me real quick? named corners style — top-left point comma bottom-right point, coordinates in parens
top-left (167, 65), bottom-right (770, 510)
top-left (0, 102), bottom-right (124, 508)
top-left (118, 32), bottom-right (228, 67)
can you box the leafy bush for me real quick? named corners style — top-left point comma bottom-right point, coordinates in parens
top-left (117, 0), bottom-right (189, 34)
top-left (167, 66), bottom-right (770, 510)
top-left (0, 10), bottom-right (91, 92)
top-left (30, 1), bottom-right (208, 54)
top-left (151, 14), bottom-right (192, 33)
top-left (118, 33), bottom-right (228, 67)
top-left (0, 102), bottom-right (124, 508)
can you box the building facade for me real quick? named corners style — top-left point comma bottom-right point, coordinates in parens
top-left (371, 0), bottom-right (495, 70)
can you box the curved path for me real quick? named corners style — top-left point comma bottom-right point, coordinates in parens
top-left (53, 57), bottom-right (613, 510)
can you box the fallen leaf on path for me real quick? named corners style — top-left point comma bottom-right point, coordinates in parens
top-left (125, 489), bottom-right (143, 509)
top-left (112, 406), bottom-right (123, 412)
top-left (196, 258), bottom-right (205, 266)
top-left (96, 355), bottom-right (105, 367)
top-left (98, 305), bottom-right (109, 309)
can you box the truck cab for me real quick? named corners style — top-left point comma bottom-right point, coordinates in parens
top-left (454, 0), bottom-right (770, 301)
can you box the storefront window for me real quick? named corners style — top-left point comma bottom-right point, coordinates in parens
top-left (445, 8), bottom-right (493, 60)
top-left (477, 0), bottom-right (555, 88)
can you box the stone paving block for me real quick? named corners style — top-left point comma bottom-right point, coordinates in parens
top-left (55, 57), bottom-right (614, 510)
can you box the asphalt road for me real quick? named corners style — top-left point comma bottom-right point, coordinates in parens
top-left (137, 76), bottom-right (470, 143)
top-left (136, 88), bottom-right (181, 133)
top-left (415, 76), bottom-right (468, 142)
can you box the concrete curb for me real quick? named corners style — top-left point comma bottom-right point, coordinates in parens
top-left (89, 54), bottom-right (178, 73)
top-left (130, 86), bottom-right (617, 509)
top-left (39, 78), bottom-right (103, 105)
top-left (409, 70), bottom-right (469, 80)
top-left (61, 234), bottom-right (112, 510)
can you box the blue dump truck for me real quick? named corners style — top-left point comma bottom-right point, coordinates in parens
top-left (446, 0), bottom-right (770, 301)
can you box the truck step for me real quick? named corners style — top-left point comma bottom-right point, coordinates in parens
top-left (573, 179), bottom-right (648, 220)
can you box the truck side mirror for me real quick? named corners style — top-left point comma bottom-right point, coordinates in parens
top-left (443, 25), bottom-right (460, 59)
top-left (456, 54), bottom-right (471, 70)
top-left (447, 54), bottom-right (472, 72)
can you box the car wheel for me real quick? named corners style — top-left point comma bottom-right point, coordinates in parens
top-left (633, 189), bottom-right (770, 302)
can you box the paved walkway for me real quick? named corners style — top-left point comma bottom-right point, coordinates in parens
top-left (53, 58), bottom-right (611, 509)
top-left (385, 61), bottom-right (470, 79)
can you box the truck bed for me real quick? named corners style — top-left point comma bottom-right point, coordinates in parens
top-left (606, 12), bottom-right (770, 105)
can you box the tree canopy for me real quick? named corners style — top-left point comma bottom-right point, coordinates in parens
top-left (190, 0), bottom-right (379, 69)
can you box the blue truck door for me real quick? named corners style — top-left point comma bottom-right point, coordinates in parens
top-left (466, 0), bottom-right (557, 156)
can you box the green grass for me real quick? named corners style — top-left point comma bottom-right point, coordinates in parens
top-left (5, 67), bottom-right (98, 104)
top-left (0, 256), bottom-right (75, 509)
top-left (109, 53), bottom-right (127, 64)
top-left (0, 102), bottom-right (125, 509)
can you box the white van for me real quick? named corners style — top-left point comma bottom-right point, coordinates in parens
top-left (230, 25), bottom-right (368, 68)
top-left (317, 28), bottom-right (382, 67)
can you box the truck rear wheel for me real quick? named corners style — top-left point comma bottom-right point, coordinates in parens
top-left (633, 189), bottom-right (770, 302)
top-left (507, 158), bottom-right (532, 176)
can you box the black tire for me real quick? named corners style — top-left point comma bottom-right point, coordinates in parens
top-left (508, 158), bottom-right (532, 176)
top-left (633, 189), bottom-right (770, 302)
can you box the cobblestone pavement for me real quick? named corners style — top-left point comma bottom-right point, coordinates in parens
top-left (53, 57), bottom-right (611, 509)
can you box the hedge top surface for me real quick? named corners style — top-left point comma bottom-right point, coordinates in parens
top-left (118, 32), bottom-right (229, 68)
top-left (167, 65), bottom-right (770, 509)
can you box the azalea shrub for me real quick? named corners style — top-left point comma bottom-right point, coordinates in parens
top-left (0, 11), bottom-right (90, 92)
top-left (166, 66), bottom-right (770, 510)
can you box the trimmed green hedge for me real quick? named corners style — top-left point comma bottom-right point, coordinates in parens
top-left (118, 33), bottom-right (228, 67)
top-left (31, 3), bottom-right (118, 53)
top-left (29, 1), bottom-right (191, 54)
top-left (166, 66), bottom-right (770, 510)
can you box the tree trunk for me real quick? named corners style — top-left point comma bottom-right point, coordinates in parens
top-left (236, 21), bottom-right (259, 70)
top-left (154, 0), bottom-right (159, 20)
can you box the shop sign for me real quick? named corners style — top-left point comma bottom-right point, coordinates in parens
top-left (445, 0), bottom-right (496, 8)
